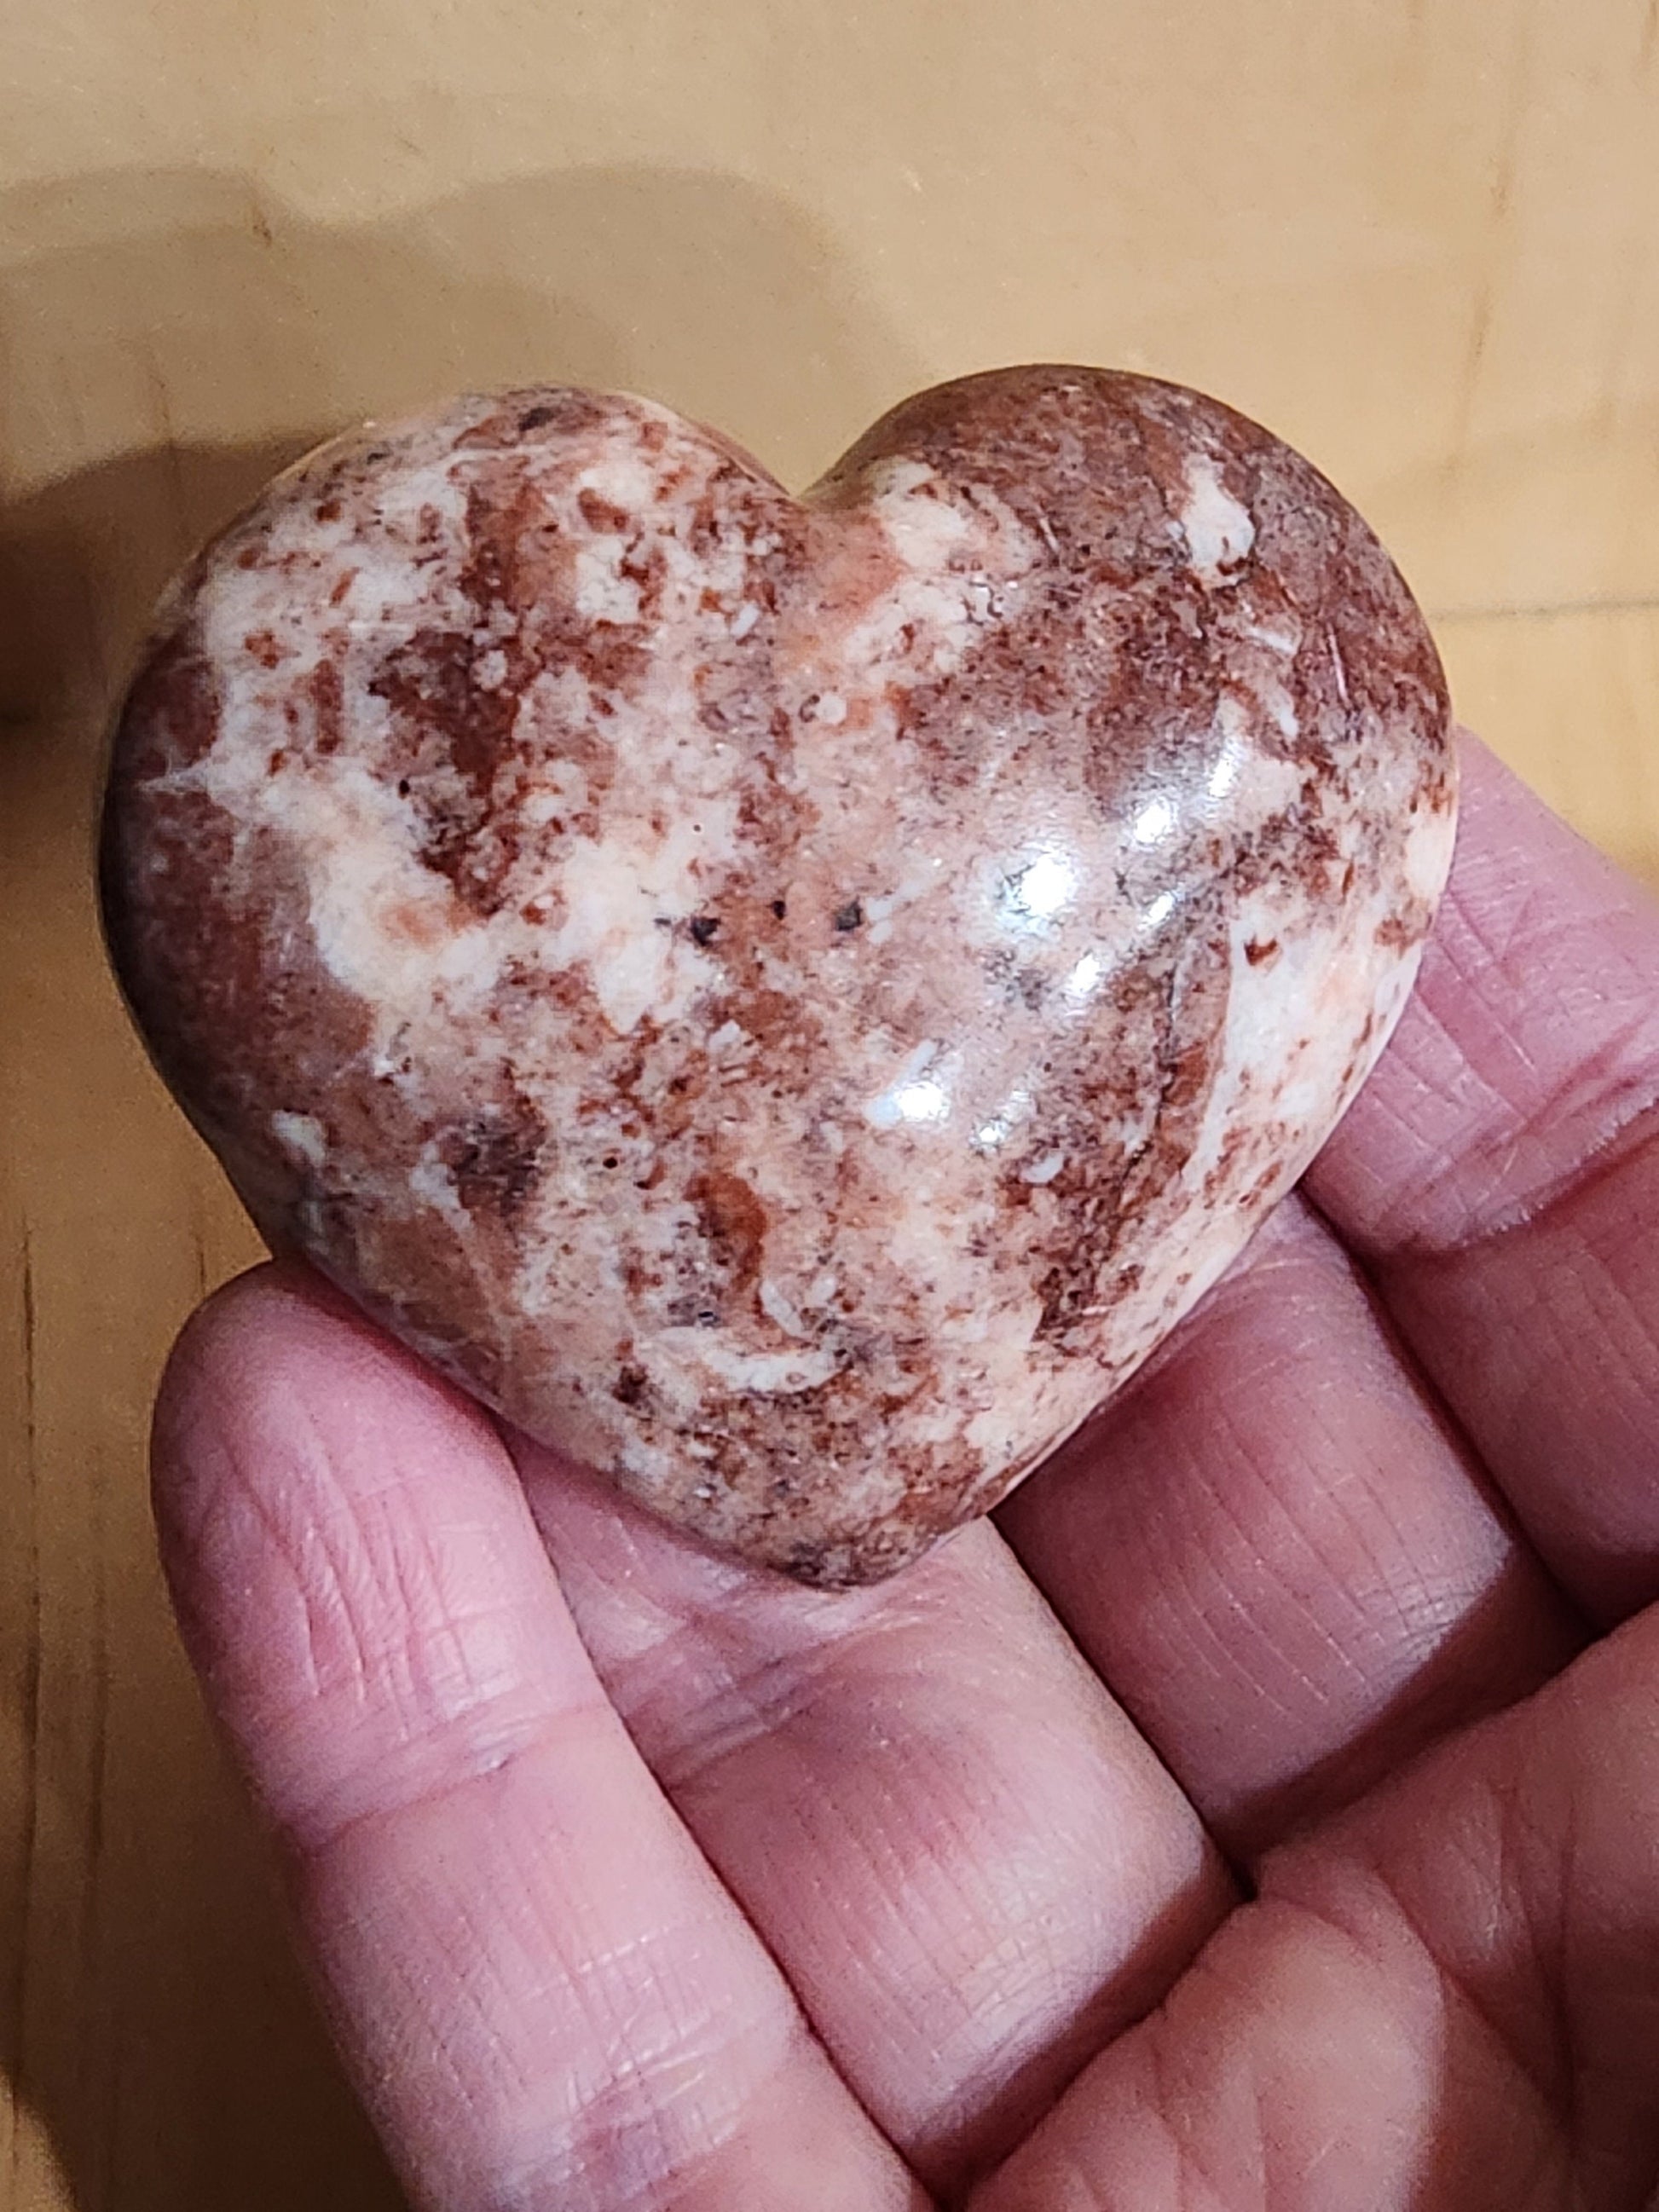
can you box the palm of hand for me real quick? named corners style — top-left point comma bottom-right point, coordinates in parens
top-left (155, 746), bottom-right (1659, 2212)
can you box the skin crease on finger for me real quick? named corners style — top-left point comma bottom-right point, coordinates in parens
top-left (147, 736), bottom-right (1659, 2211)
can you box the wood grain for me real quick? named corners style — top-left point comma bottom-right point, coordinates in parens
top-left (3, 1), bottom-right (1656, 2204)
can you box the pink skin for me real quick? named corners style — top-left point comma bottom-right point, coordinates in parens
top-left (153, 734), bottom-right (1659, 2211)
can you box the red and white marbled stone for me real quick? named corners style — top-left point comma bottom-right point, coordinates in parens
top-left (101, 368), bottom-right (1456, 1584)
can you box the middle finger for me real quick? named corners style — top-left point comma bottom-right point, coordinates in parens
top-left (998, 1196), bottom-right (1582, 1862)
top-left (519, 1452), bottom-right (1232, 2201)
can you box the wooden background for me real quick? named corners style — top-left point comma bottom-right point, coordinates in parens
top-left (3, 2), bottom-right (1656, 2204)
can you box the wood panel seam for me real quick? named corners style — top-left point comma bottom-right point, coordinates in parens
top-left (7, 1223), bottom-right (42, 2209)
top-left (1429, 596), bottom-right (1659, 625)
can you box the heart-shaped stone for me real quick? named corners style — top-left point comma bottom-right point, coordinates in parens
top-left (101, 367), bottom-right (1454, 1584)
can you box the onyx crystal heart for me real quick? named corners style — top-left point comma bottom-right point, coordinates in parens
top-left (101, 367), bottom-right (1455, 1584)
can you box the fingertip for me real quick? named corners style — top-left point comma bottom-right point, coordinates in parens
top-left (152, 1257), bottom-right (504, 1532)
top-left (150, 1259), bottom-right (309, 1608)
top-left (147, 1253), bottom-right (549, 1814)
top-left (156, 1256), bottom-right (431, 1427)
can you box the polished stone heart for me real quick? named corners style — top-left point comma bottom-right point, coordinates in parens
top-left (101, 367), bottom-right (1455, 1584)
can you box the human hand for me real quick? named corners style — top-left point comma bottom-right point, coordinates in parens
top-left (151, 736), bottom-right (1659, 2210)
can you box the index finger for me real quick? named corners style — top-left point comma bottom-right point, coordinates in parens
top-left (152, 1266), bottom-right (928, 2212)
top-left (1304, 733), bottom-right (1659, 1622)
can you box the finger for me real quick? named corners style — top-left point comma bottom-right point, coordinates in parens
top-left (998, 1196), bottom-right (1582, 1860)
top-left (1304, 733), bottom-right (1659, 1623)
top-left (152, 1265), bottom-right (927, 2212)
top-left (975, 1599), bottom-right (1659, 2212)
top-left (516, 1437), bottom-right (1233, 2197)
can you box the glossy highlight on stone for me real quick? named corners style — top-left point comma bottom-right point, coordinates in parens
top-left (101, 367), bottom-right (1456, 1584)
